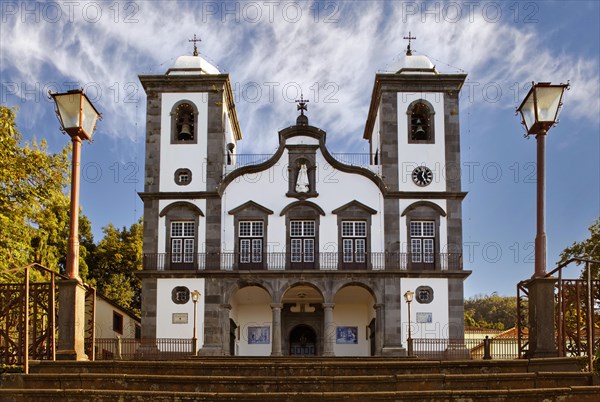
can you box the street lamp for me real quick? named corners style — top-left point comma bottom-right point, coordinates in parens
top-left (50, 88), bottom-right (101, 360)
top-left (50, 89), bottom-right (101, 279)
top-left (404, 290), bottom-right (414, 356)
top-left (516, 82), bottom-right (569, 278)
top-left (516, 81), bottom-right (568, 358)
top-left (191, 289), bottom-right (201, 355)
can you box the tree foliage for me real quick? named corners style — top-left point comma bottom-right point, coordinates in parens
top-left (558, 217), bottom-right (600, 279)
top-left (0, 105), bottom-right (93, 280)
top-left (87, 219), bottom-right (143, 314)
top-left (464, 292), bottom-right (518, 330)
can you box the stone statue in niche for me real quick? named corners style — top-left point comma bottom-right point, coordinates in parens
top-left (295, 164), bottom-right (309, 193)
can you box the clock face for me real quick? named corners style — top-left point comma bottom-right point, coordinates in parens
top-left (412, 166), bottom-right (433, 187)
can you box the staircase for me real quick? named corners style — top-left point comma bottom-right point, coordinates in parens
top-left (1, 357), bottom-right (599, 401)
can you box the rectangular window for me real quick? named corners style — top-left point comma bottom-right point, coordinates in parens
top-left (113, 311), bottom-right (124, 335)
top-left (171, 221), bottom-right (195, 263)
top-left (410, 221), bottom-right (435, 264)
top-left (341, 221), bottom-right (367, 264)
top-left (239, 221), bottom-right (263, 264)
top-left (290, 220), bottom-right (315, 263)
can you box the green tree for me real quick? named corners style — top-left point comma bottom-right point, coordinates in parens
top-left (0, 105), bottom-right (92, 280)
top-left (88, 219), bottom-right (143, 314)
top-left (464, 292), bottom-right (518, 330)
top-left (558, 217), bottom-right (600, 279)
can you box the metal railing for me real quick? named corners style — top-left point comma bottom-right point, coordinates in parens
top-left (410, 337), bottom-right (523, 360)
top-left (143, 252), bottom-right (462, 271)
top-left (331, 153), bottom-right (373, 166)
top-left (95, 338), bottom-right (194, 360)
top-left (224, 153), bottom-right (376, 169)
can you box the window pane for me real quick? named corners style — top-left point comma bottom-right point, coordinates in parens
top-left (423, 221), bottom-right (434, 237)
top-left (304, 239), bottom-right (314, 262)
top-left (171, 222), bottom-right (183, 237)
top-left (171, 239), bottom-right (182, 262)
top-left (423, 239), bottom-right (434, 263)
top-left (411, 239), bottom-right (422, 263)
top-left (355, 222), bottom-right (366, 237)
top-left (239, 222), bottom-right (251, 237)
top-left (356, 239), bottom-right (366, 263)
top-left (410, 221), bottom-right (421, 237)
top-left (252, 239), bottom-right (262, 263)
top-left (252, 221), bottom-right (264, 237)
top-left (291, 239), bottom-right (302, 262)
top-left (183, 222), bottom-right (195, 237)
top-left (343, 239), bottom-right (353, 263)
top-left (291, 221), bottom-right (302, 237)
top-left (184, 239), bottom-right (194, 263)
top-left (303, 221), bottom-right (315, 237)
top-left (240, 239), bottom-right (250, 263)
top-left (342, 222), bottom-right (353, 237)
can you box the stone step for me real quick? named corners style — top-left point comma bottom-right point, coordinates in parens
top-left (1, 372), bottom-right (594, 393)
top-left (1, 386), bottom-right (600, 402)
top-left (27, 356), bottom-right (586, 377)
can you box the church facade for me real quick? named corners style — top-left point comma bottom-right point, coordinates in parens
top-left (138, 45), bottom-right (470, 356)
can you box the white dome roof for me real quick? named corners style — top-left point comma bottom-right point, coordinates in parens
top-left (389, 54), bottom-right (437, 75)
top-left (167, 55), bottom-right (220, 75)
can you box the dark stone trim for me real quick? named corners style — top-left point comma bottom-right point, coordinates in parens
top-left (364, 73), bottom-right (467, 141)
top-left (159, 201), bottom-right (205, 218)
top-left (386, 191), bottom-right (467, 200)
top-left (139, 191), bottom-right (220, 200)
top-left (280, 200), bottom-right (326, 217)
top-left (401, 201), bottom-right (446, 217)
top-left (287, 144), bottom-right (319, 199)
top-left (174, 168), bottom-right (192, 186)
top-left (332, 200), bottom-right (377, 215)
top-left (228, 200), bottom-right (274, 216)
top-left (136, 269), bottom-right (472, 280)
top-left (403, 204), bottom-right (442, 271)
top-left (218, 125), bottom-right (387, 195)
top-left (444, 91), bottom-right (462, 192)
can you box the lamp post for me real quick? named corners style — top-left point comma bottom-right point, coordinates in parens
top-left (404, 290), bottom-right (414, 356)
top-left (191, 289), bottom-right (201, 355)
top-left (516, 81), bottom-right (568, 357)
top-left (50, 89), bottom-right (101, 360)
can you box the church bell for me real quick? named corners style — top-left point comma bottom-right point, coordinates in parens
top-left (178, 114), bottom-right (193, 140)
top-left (414, 118), bottom-right (426, 138)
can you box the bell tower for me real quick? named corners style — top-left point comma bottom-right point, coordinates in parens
top-left (138, 39), bottom-right (241, 338)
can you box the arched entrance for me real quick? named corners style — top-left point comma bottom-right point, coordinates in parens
top-left (289, 324), bottom-right (317, 356)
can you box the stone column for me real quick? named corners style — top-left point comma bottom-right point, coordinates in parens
top-left (374, 303), bottom-right (385, 356)
top-left (526, 276), bottom-right (558, 358)
top-left (221, 304), bottom-right (232, 355)
top-left (322, 303), bottom-right (335, 356)
top-left (270, 303), bottom-right (283, 356)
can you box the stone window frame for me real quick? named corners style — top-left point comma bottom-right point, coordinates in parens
top-left (407, 99), bottom-right (435, 144)
top-left (332, 200), bottom-right (377, 270)
top-left (281, 201), bottom-right (325, 270)
top-left (160, 202), bottom-right (204, 270)
top-left (170, 100), bottom-right (199, 144)
top-left (286, 145), bottom-right (319, 199)
top-left (112, 311), bottom-right (124, 335)
top-left (415, 285), bottom-right (434, 304)
top-left (174, 168), bottom-right (192, 186)
top-left (228, 201), bottom-right (273, 270)
top-left (401, 202), bottom-right (446, 271)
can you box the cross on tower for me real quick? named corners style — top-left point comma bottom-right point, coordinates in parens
top-left (189, 34), bottom-right (201, 56)
top-left (295, 94), bottom-right (309, 116)
top-left (403, 32), bottom-right (416, 56)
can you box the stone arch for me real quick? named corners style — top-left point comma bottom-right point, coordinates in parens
top-left (225, 280), bottom-right (274, 304)
top-left (170, 99), bottom-right (199, 143)
top-left (159, 201), bottom-right (204, 217)
top-left (278, 280), bottom-right (325, 305)
top-left (332, 280), bottom-right (379, 304)
top-left (401, 201), bottom-right (446, 217)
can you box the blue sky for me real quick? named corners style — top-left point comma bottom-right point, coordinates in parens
top-left (1, 1), bottom-right (598, 297)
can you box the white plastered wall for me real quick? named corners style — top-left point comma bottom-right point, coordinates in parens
top-left (397, 92), bottom-right (446, 192)
top-left (400, 278), bottom-right (449, 345)
top-left (160, 92), bottom-right (209, 192)
top-left (156, 278), bottom-right (205, 349)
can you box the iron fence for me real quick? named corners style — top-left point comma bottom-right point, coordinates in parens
top-left (410, 337), bottom-right (523, 360)
top-left (95, 338), bottom-right (194, 360)
top-left (142, 252), bottom-right (462, 272)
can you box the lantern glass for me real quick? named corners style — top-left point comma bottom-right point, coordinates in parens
top-left (534, 85), bottom-right (564, 124)
top-left (51, 90), bottom-right (100, 140)
top-left (404, 290), bottom-right (414, 303)
top-left (519, 91), bottom-right (537, 133)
